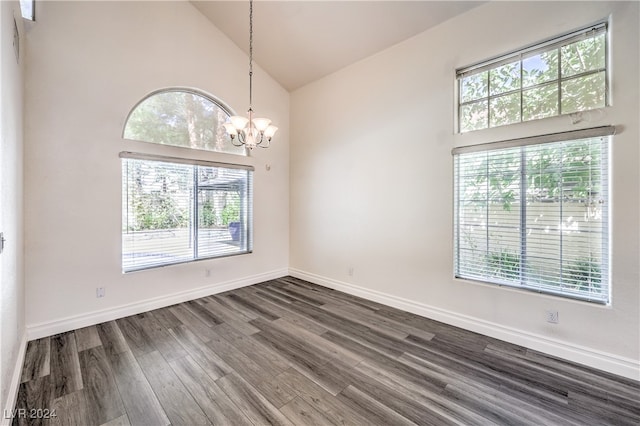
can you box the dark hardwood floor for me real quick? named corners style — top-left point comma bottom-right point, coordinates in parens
top-left (12, 276), bottom-right (640, 425)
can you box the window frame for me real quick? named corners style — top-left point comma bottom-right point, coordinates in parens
top-left (120, 152), bottom-right (254, 273)
top-left (122, 87), bottom-right (246, 156)
top-left (452, 126), bottom-right (614, 304)
top-left (456, 21), bottom-right (609, 133)
top-left (20, 0), bottom-right (35, 21)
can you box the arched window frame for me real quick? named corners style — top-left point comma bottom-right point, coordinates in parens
top-left (122, 87), bottom-right (246, 156)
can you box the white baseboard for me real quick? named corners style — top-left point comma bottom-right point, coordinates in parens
top-left (289, 268), bottom-right (640, 382)
top-left (2, 332), bottom-right (28, 426)
top-left (26, 268), bottom-right (288, 341)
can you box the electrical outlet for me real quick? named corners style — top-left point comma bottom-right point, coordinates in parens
top-left (348, 266), bottom-right (354, 276)
top-left (205, 269), bottom-right (211, 277)
top-left (96, 287), bottom-right (106, 298)
top-left (546, 310), bottom-right (559, 324)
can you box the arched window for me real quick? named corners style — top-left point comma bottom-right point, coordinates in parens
top-left (123, 88), bottom-right (245, 155)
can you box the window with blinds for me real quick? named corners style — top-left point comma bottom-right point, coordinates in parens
top-left (457, 21), bottom-right (608, 133)
top-left (453, 128), bottom-right (611, 303)
top-left (121, 153), bottom-right (253, 272)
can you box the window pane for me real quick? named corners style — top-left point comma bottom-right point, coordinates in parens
top-left (561, 33), bottom-right (605, 78)
top-left (460, 101), bottom-right (488, 132)
top-left (560, 139), bottom-right (603, 200)
top-left (124, 91), bottom-right (245, 156)
top-left (122, 160), bottom-right (194, 271)
top-left (562, 256), bottom-right (604, 294)
top-left (460, 71), bottom-right (488, 103)
top-left (457, 24), bottom-right (608, 134)
top-left (20, 0), bottom-right (35, 20)
top-left (525, 144), bottom-right (562, 290)
top-left (562, 139), bottom-right (606, 299)
top-left (490, 93), bottom-right (521, 127)
top-left (489, 61), bottom-right (521, 96)
top-left (455, 152), bottom-right (489, 280)
top-left (487, 149), bottom-right (521, 283)
top-left (454, 136), bottom-right (609, 303)
top-left (561, 71), bottom-right (606, 114)
top-left (122, 158), bottom-right (253, 272)
top-left (523, 50), bottom-right (558, 87)
top-left (523, 83), bottom-right (558, 121)
top-left (197, 166), bottom-right (251, 258)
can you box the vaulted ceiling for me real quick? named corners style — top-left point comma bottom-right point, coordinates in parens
top-left (191, 1), bottom-right (485, 91)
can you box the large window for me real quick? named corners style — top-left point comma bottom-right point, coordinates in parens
top-left (123, 89), bottom-right (245, 155)
top-left (121, 153), bottom-right (253, 272)
top-left (453, 127), bottom-right (612, 303)
top-left (457, 22), bottom-right (607, 133)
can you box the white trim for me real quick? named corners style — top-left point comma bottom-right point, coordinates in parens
top-left (451, 125), bottom-right (615, 155)
top-left (456, 21), bottom-right (607, 78)
top-left (119, 151), bottom-right (254, 171)
top-left (2, 333), bottom-right (28, 426)
top-left (289, 268), bottom-right (639, 382)
top-left (26, 268), bottom-right (288, 340)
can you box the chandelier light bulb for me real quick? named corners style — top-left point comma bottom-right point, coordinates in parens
top-left (230, 116), bottom-right (249, 131)
top-left (264, 125), bottom-right (278, 139)
top-left (252, 118), bottom-right (272, 132)
top-left (223, 122), bottom-right (238, 138)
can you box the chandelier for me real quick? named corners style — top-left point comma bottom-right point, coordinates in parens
top-left (224, 0), bottom-right (278, 149)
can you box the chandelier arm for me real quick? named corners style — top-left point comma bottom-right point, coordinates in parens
top-left (237, 132), bottom-right (247, 144)
top-left (257, 135), bottom-right (270, 148)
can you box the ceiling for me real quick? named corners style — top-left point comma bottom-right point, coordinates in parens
top-left (191, 1), bottom-right (485, 91)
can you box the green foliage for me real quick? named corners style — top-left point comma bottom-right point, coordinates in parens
top-left (133, 193), bottom-right (187, 231)
top-left (460, 101), bottom-right (488, 132)
top-left (523, 83), bottom-right (558, 121)
top-left (124, 160), bottom-right (249, 233)
top-left (490, 92), bottom-right (520, 127)
top-left (561, 71), bottom-right (606, 114)
top-left (561, 35), bottom-right (605, 77)
top-left (460, 71), bottom-right (487, 102)
top-left (487, 250), bottom-right (520, 280)
top-left (459, 33), bottom-right (606, 132)
top-left (490, 61), bottom-right (520, 95)
top-left (523, 50), bottom-right (558, 87)
top-left (527, 140), bottom-right (602, 203)
top-left (484, 253), bottom-right (603, 291)
top-left (124, 91), bottom-right (243, 154)
top-left (461, 148), bottom-right (520, 211)
top-left (563, 257), bottom-right (601, 292)
top-left (124, 160), bottom-right (190, 232)
top-left (221, 194), bottom-right (240, 226)
top-left (460, 139), bottom-right (602, 213)
top-left (199, 200), bottom-right (217, 228)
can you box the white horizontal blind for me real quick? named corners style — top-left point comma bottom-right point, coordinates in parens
top-left (454, 135), bottom-right (609, 303)
top-left (122, 156), bottom-right (253, 272)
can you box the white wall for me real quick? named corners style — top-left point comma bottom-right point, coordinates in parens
top-left (290, 1), bottom-right (639, 379)
top-left (24, 1), bottom-right (289, 336)
top-left (0, 0), bottom-right (26, 417)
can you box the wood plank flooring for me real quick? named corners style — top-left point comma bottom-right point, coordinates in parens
top-left (12, 276), bottom-right (640, 425)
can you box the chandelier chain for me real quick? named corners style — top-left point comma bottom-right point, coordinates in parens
top-left (224, 0), bottom-right (277, 149)
top-left (249, 0), bottom-right (253, 108)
